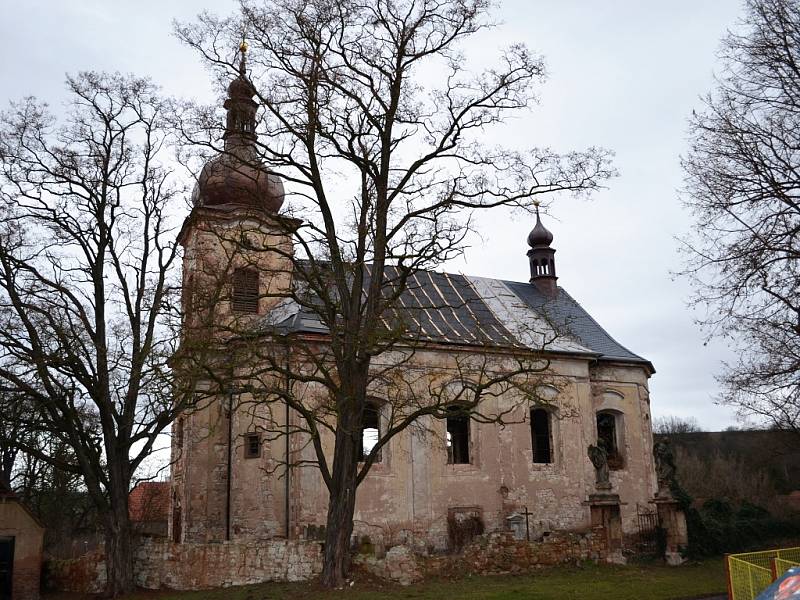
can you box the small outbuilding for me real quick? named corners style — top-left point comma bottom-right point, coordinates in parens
top-left (0, 479), bottom-right (44, 600)
top-left (129, 481), bottom-right (170, 537)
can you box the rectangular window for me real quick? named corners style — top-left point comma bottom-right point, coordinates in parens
top-left (446, 407), bottom-right (470, 464)
top-left (530, 408), bottom-right (552, 464)
top-left (244, 433), bottom-right (261, 459)
top-left (232, 268), bottom-right (259, 313)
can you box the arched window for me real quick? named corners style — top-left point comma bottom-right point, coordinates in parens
top-left (232, 267), bottom-right (259, 313)
top-left (530, 408), bottom-right (552, 464)
top-left (446, 405), bottom-right (470, 464)
top-left (596, 411), bottom-right (624, 470)
top-left (359, 402), bottom-right (381, 462)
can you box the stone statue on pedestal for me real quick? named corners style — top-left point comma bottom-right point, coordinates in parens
top-left (588, 441), bottom-right (611, 490)
top-left (653, 439), bottom-right (677, 497)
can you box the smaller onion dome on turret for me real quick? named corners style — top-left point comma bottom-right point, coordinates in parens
top-left (527, 202), bottom-right (558, 296)
top-left (192, 41), bottom-right (285, 213)
top-left (527, 210), bottom-right (554, 248)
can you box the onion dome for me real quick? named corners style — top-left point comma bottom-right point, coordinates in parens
top-left (192, 41), bottom-right (285, 213)
top-left (527, 206), bottom-right (554, 248)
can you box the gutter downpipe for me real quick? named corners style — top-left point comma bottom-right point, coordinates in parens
top-left (284, 345), bottom-right (291, 538)
top-left (226, 388), bottom-right (234, 541)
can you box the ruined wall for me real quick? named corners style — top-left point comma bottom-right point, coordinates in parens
top-left (135, 538), bottom-right (321, 589)
top-left (0, 500), bottom-right (45, 600)
top-left (48, 528), bottom-right (611, 593)
top-left (44, 550), bottom-right (106, 595)
top-left (356, 529), bottom-right (609, 585)
top-left (46, 538), bottom-right (322, 593)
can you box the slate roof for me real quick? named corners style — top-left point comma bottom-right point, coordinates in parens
top-left (502, 280), bottom-right (651, 366)
top-left (263, 269), bottom-right (652, 372)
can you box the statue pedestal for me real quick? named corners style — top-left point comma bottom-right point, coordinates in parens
top-left (652, 495), bottom-right (688, 566)
top-left (586, 493), bottom-right (625, 564)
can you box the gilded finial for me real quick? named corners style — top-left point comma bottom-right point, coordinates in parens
top-left (238, 39), bottom-right (248, 76)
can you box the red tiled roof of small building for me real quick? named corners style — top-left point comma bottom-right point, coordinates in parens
top-left (128, 481), bottom-right (170, 523)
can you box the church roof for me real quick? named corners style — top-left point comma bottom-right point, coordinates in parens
top-left (260, 268), bottom-right (653, 373)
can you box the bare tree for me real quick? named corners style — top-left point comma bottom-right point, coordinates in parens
top-left (0, 72), bottom-right (201, 596)
top-left (0, 390), bottom-right (31, 487)
top-left (177, 0), bottom-right (614, 586)
top-left (653, 415), bottom-right (702, 435)
top-left (681, 0), bottom-right (800, 437)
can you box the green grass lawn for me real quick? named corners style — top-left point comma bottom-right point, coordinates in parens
top-left (46, 559), bottom-right (727, 600)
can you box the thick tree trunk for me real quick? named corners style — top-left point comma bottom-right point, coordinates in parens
top-left (105, 522), bottom-right (134, 597)
top-left (320, 422), bottom-right (360, 588)
top-left (104, 476), bottom-right (135, 597)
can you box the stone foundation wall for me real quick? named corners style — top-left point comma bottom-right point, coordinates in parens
top-left (135, 537), bottom-right (322, 589)
top-left (458, 529), bottom-right (608, 573)
top-left (47, 529), bottom-right (607, 592)
top-left (45, 538), bottom-right (322, 593)
top-left (356, 528), bottom-right (608, 585)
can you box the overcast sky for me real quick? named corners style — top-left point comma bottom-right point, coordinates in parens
top-left (0, 0), bottom-right (748, 430)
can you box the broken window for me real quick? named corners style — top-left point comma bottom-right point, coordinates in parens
top-left (596, 411), bottom-right (623, 469)
top-left (530, 408), bottom-right (552, 464)
top-left (359, 402), bottom-right (381, 462)
top-left (446, 405), bottom-right (470, 464)
top-left (244, 432), bottom-right (261, 459)
top-left (231, 267), bottom-right (259, 313)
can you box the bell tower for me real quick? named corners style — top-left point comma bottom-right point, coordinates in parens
top-left (170, 42), bottom-right (297, 545)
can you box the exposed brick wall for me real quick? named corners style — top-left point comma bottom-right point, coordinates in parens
top-left (11, 555), bottom-right (43, 600)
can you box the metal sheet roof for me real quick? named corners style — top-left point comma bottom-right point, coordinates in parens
top-left (262, 269), bottom-right (652, 370)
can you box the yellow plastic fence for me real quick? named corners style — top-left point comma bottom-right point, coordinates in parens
top-left (726, 547), bottom-right (800, 600)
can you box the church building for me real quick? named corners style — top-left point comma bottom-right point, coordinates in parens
top-left (169, 49), bottom-right (660, 559)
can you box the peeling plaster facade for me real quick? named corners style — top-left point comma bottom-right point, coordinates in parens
top-left (169, 207), bottom-right (659, 553)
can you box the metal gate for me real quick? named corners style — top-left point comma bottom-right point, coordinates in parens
top-left (635, 505), bottom-right (660, 554)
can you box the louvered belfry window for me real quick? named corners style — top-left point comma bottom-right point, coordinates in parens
top-left (232, 268), bottom-right (259, 313)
